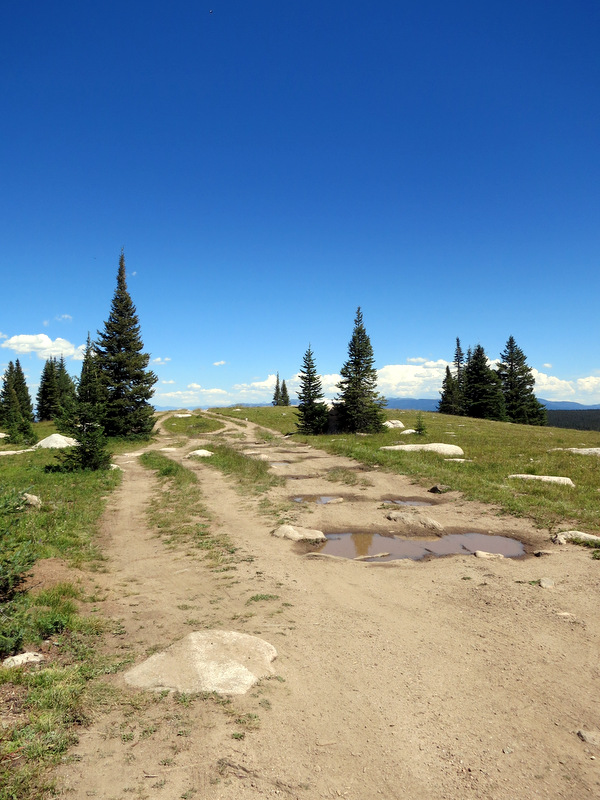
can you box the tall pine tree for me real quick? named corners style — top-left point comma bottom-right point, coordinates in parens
top-left (280, 380), bottom-right (290, 406)
top-left (438, 366), bottom-right (462, 415)
top-left (95, 252), bottom-right (157, 438)
top-left (13, 360), bottom-right (34, 422)
top-left (496, 336), bottom-right (546, 425)
top-left (296, 346), bottom-right (329, 434)
top-left (463, 344), bottom-right (507, 421)
top-left (36, 358), bottom-right (60, 421)
top-left (336, 307), bottom-right (386, 433)
top-left (272, 373), bottom-right (281, 406)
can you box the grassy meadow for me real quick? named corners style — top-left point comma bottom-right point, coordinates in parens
top-left (210, 406), bottom-right (600, 533)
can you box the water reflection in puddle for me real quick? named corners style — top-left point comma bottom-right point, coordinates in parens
top-left (388, 499), bottom-right (433, 507)
top-left (314, 532), bottom-right (524, 561)
top-left (292, 496), bottom-right (342, 504)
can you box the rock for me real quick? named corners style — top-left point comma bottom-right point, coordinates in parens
top-left (385, 510), bottom-right (443, 531)
top-left (539, 577), bottom-right (555, 589)
top-left (553, 531), bottom-right (600, 546)
top-left (534, 550), bottom-right (553, 557)
top-left (474, 551), bottom-right (504, 560)
top-left (564, 448), bottom-right (600, 456)
top-left (400, 429), bottom-right (417, 435)
top-left (304, 552), bottom-right (345, 561)
top-left (187, 449), bottom-right (213, 458)
top-left (173, 413), bottom-right (192, 418)
top-left (354, 552), bottom-right (390, 561)
top-left (34, 434), bottom-right (78, 449)
top-left (508, 474), bottom-right (575, 487)
top-left (124, 631), bottom-right (277, 695)
top-left (0, 432), bottom-right (8, 438)
top-left (3, 652), bottom-right (44, 668)
top-left (383, 420), bottom-right (405, 429)
top-left (0, 448), bottom-right (36, 456)
top-left (110, 464), bottom-right (122, 470)
top-left (23, 493), bottom-right (42, 508)
top-left (445, 458), bottom-right (472, 462)
top-left (429, 484), bottom-right (451, 494)
top-left (272, 524), bottom-right (326, 542)
top-left (577, 730), bottom-right (600, 746)
top-left (380, 443), bottom-right (464, 457)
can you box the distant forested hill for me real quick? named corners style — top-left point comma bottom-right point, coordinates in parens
top-left (546, 410), bottom-right (600, 431)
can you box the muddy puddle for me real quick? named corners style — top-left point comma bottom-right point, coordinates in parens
top-left (313, 532), bottom-right (524, 561)
top-left (292, 495), bottom-right (343, 504)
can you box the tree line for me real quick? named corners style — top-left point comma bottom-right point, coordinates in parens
top-left (438, 336), bottom-right (547, 424)
top-left (0, 252), bottom-right (157, 467)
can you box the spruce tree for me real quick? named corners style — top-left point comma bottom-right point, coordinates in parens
top-left (438, 365), bottom-right (462, 415)
top-left (95, 252), bottom-right (157, 438)
top-left (13, 360), bottom-right (34, 422)
top-left (36, 358), bottom-right (60, 421)
top-left (3, 385), bottom-right (36, 445)
top-left (463, 344), bottom-right (507, 421)
top-left (453, 337), bottom-right (466, 414)
top-left (0, 361), bottom-right (16, 426)
top-left (280, 380), bottom-right (290, 407)
top-left (272, 373), bottom-right (281, 406)
top-left (497, 336), bottom-right (547, 425)
top-left (296, 345), bottom-right (329, 435)
top-left (336, 307), bottom-right (386, 433)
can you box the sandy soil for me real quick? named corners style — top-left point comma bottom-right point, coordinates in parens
top-left (48, 415), bottom-right (600, 799)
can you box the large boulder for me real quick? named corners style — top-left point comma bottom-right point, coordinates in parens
top-left (34, 434), bottom-right (78, 449)
top-left (380, 443), bottom-right (464, 457)
top-left (508, 474), bottom-right (575, 487)
top-left (383, 420), bottom-right (405, 429)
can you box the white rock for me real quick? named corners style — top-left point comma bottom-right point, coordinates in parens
top-left (173, 413), bottom-right (192, 418)
top-left (539, 577), bottom-right (555, 589)
top-left (508, 474), bottom-right (575, 487)
top-left (34, 434), bottom-right (78, 449)
top-left (23, 493), bottom-right (42, 508)
top-left (553, 531), bottom-right (600, 546)
top-left (445, 458), bottom-right (472, 462)
top-left (562, 448), bottom-right (600, 456)
top-left (400, 429), bottom-right (417, 435)
top-left (272, 524), bottom-right (326, 542)
top-left (124, 631), bottom-right (276, 695)
top-left (3, 652), bottom-right (44, 668)
top-left (474, 551), bottom-right (505, 560)
top-left (385, 510), bottom-right (444, 531)
top-left (383, 420), bottom-right (405, 429)
top-left (187, 449), bottom-right (213, 458)
top-left (0, 432), bottom-right (8, 438)
top-left (380, 443), bottom-right (464, 457)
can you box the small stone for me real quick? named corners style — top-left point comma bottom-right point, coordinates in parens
top-left (577, 730), bottom-right (600, 747)
top-left (428, 484), bottom-right (451, 494)
top-left (187, 449), bottom-right (213, 458)
top-left (539, 577), bottom-right (555, 589)
top-left (502, 747), bottom-right (513, 754)
top-left (534, 550), bottom-right (553, 557)
top-left (23, 493), bottom-right (42, 508)
top-left (272, 524), bottom-right (326, 542)
top-left (474, 551), bottom-right (504, 560)
top-left (3, 652), bottom-right (45, 668)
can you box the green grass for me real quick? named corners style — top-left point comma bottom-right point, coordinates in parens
top-left (162, 412), bottom-right (224, 437)
top-left (203, 441), bottom-right (285, 494)
top-left (139, 452), bottom-right (239, 569)
top-left (210, 406), bottom-right (299, 435)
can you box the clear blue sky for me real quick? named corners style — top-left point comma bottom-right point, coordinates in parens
top-left (2, 1), bottom-right (599, 407)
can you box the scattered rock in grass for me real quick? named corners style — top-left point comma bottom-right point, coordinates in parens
top-left (23, 493), bottom-right (42, 508)
top-left (400, 429), bottom-right (417, 435)
top-left (429, 484), bottom-right (451, 494)
top-left (187, 449), bottom-right (213, 458)
top-left (577, 730), bottom-right (600, 746)
top-left (0, 432), bottom-right (8, 438)
top-left (0, 449), bottom-right (36, 456)
top-left (3, 652), bottom-right (45, 668)
top-left (110, 464), bottom-right (122, 470)
top-left (34, 434), bottom-right (78, 449)
top-left (508, 474), bottom-right (575, 487)
top-left (380, 443), bottom-right (464, 457)
top-left (474, 551), bottom-right (504, 560)
top-left (553, 531), bottom-right (600, 546)
top-left (124, 631), bottom-right (277, 695)
top-left (552, 447), bottom-right (600, 456)
top-left (539, 577), bottom-right (555, 589)
top-left (445, 458), bottom-right (472, 462)
top-left (272, 524), bottom-right (326, 542)
top-left (383, 420), bottom-right (405, 429)
top-left (173, 413), bottom-right (192, 418)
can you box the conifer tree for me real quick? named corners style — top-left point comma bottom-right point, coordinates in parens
top-left (496, 336), bottom-right (547, 425)
top-left (36, 358), bottom-right (61, 421)
top-left (336, 307), bottom-right (386, 433)
top-left (280, 380), bottom-right (290, 407)
top-left (13, 360), bottom-right (34, 422)
top-left (95, 252), bottom-right (157, 438)
top-left (272, 373), bottom-right (281, 406)
top-left (296, 346), bottom-right (329, 435)
top-left (0, 361), bottom-right (16, 426)
top-left (463, 344), bottom-right (507, 421)
top-left (438, 366), bottom-right (462, 414)
top-left (3, 384), bottom-right (36, 445)
top-left (453, 337), bottom-right (466, 414)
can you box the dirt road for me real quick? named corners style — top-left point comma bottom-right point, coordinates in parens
top-left (55, 415), bottom-right (600, 799)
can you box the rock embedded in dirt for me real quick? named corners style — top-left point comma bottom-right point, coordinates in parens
top-left (508, 474), bottom-right (575, 487)
top-left (273, 524), bottom-right (326, 542)
top-left (380, 443), bottom-right (465, 457)
top-left (187, 449), bottom-right (213, 458)
top-left (539, 577), bottom-right (555, 589)
top-left (34, 433), bottom-right (78, 449)
top-left (429, 484), bottom-right (451, 494)
top-left (553, 531), bottom-right (600, 546)
top-left (474, 551), bottom-right (504, 560)
top-left (534, 550), bottom-right (553, 557)
top-left (577, 730), bottom-right (600, 746)
top-left (3, 652), bottom-right (45, 668)
top-left (124, 631), bottom-right (277, 695)
top-left (385, 510), bottom-right (444, 531)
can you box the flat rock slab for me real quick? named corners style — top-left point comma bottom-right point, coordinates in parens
top-left (552, 447), bottom-right (600, 456)
top-left (124, 631), bottom-right (277, 695)
top-left (380, 443), bottom-right (464, 457)
top-left (187, 449), bottom-right (214, 458)
top-left (385, 510), bottom-right (444, 531)
top-left (3, 652), bottom-right (45, 668)
top-left (273, 524), bottom-right (326, 542)
top-left (508, 474), bottom-right (575, 487)
top-left (553, 531), bottom-right (600, 546)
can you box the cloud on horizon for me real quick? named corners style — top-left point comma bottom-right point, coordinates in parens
top-left (1, 334), bottom-right (85, 360)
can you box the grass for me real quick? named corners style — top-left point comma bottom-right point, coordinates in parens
top-left (210, 406), bottom-right (299, 435)
top-left (139, 451), bottom-right (239, 569)
top-left (203, 441), bottom-right (284, 495)
top-left (162, 412), bottom-right (224, 437)
top-left (0, 445), bottom-right (123, 800)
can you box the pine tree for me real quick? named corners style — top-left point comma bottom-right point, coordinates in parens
top-left (272, 373), bottom-right (281, 406)
top-left (463, 344), bottom-right (507, 421)
top-left (296, 345), bottom-right (329, 434)
top-left (36, 358), bottom-right (60, 421)
top-left (3, 385), bottom-right (36, 445)
top-left (13, 360), bottom-right (34, 422)
top-left (336, 307), bottom-right (386, 433)
top-left (95, 252), bottom-right (157, 438)
top-left (280, 380), bottom-right (290, 406)
top-left (497, 336), bottom-right (547, 425)
top-left (0, 361), bottom-right (16, 426)
top-left (438, 365), bottom-right (462, 414)
top-left (57, 336), bottom-right (111, 470)
top-left (454, 337), bottom-right (466, 414)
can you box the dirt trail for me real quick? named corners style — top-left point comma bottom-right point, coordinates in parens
top-left (55, 416), bottom-right (600, 799)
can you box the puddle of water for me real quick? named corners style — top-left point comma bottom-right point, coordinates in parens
top-left (292, 496), bottom-right (342, 504)
top-left (314, 532), bottom-right (524, 561)
top-left (388, 499), bottom-right (433, 507)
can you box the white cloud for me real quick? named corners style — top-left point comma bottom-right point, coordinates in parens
top-left (188, 382), bottom-right (202, 389)
top-left (162, 380), bottom-right (175, 385)
top-left (406, 357), bottom-right (427, 364)
top-left (153, 357), bottom-right (172, 364)
top-left (543, 363), bottom-right (552, 369)
top-left (531, 369), bottom-right (576, 398)
top-left (157, 387), bottom-right (229, 406)
top-left (576, 376), bottom-right (600, 395)
top-left (1, 334), bottom-right (84, 360)
top-left (376, 360), bottom-right (449, 398)
top-left (55, 314), bottom-right (72, 322)
top-left (0, 332), bottom-right (7, 339)
top-left (213, 360), bottom-right (226, 366)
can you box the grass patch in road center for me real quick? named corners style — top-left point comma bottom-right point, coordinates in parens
top-left (162, 413), bottom-right (224, 437)
top-left (200, 443), bottom-right (284, 495)
top-left (210, 406), bottom-right (298, 435)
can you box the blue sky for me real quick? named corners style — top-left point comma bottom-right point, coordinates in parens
top-left (2, 1), bottom-right (599, 407)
